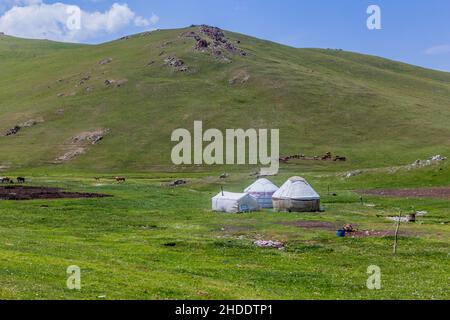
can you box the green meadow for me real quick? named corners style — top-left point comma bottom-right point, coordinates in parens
top-left (0, 163), bottom-right (448, 299)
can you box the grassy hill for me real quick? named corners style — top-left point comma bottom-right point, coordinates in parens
top-left (1, 26), bottom-right (450, 173)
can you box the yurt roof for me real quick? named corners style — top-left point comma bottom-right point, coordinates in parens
top-left (244, 178), bottom-right (279, 193)
top-left (213, 191), bottom-right (249, 201)
top-left (272, 176), bottom-right (320, 200)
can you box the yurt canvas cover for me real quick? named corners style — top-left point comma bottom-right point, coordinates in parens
top-left (212, 192), bottom-right (260, 213)
top-left (272, 177), bottom-right (320, 212)
top-left (244, 178), bottom-right (279, 208)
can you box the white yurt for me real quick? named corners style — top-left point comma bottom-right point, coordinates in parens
top-left (212, 191), bottom-right (260, 213)
top-left (272, 176), bottom-right (320, 212)
top-left (244, 178), bottom-right (279, 208)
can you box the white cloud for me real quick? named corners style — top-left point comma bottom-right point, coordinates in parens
top-left (134, 15), bottom-right (150, 27)
top-left (134, 13), bottom-right (159, 28)
top-left (149, 13), bottom-right (159, 24)
top-left (425, 45), bottom-right (450, 55)
top-left (0, 0), bottom-right (41, 12)
top-left (0, 1), bottom-right (159, 42)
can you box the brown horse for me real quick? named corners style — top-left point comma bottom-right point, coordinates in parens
top-left (115, 176), bottom-right (126, 182)
top-left (1, 177), bottom-right (11, 183)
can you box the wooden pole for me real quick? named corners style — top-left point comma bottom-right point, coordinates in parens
top-left (393, 211), bottom-right (401, 254)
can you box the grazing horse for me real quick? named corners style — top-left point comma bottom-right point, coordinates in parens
top-left (115, 176), bottom-right (126, 182)
top-left (1, 177), bottom-right (11, 184)
top-left (17, 177), bottom-right (26, 183)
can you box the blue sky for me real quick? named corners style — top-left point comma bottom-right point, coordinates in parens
top-left (0, 0), bottom-right (449, 71)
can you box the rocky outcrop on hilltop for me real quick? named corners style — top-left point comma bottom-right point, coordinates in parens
top-left (199, 25), bottom-right (247, 56)
top-left (181, 25), bottom-right (247, 60)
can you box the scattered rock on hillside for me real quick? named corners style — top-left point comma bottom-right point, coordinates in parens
top-left (411, 155), bottom-right (446, 168)
top-left (195, 38), bottom-right (209, 51)
top-left (181, 31), bottom-right (210, 51)
top-left (345, 170), bottom-right (363, 178)
top-left (254, 240), bottom-right (284, 250)
top-left (3, 117), bottom-right (43, 137)
top-left (105, 79), bottom-right (116, 86)
top-left (20, 117), bottom-right (44, 128)
top-left (168, 180), bottom-right (187, 187)
top-left (431, 155), bottom-right (446, 161)
top-left (4, 126), bottom-right (21, 136)
top-left (116, 79), bottom-right (128, 87)
top-left (105, 79), bottom-right (128, 87)
top-left (98, 57), bottom-right (113, 65)
top-left (164, 55), bottom-right (184, 67)
top-left (229, 70), bottom-right (250, 85)
top-left (54, 129), bottom-right (107, 163)
top-left (79, 75), bottom-right (91, 85)
top-left (164, 56), bottom-right (188, 72)
top-left (55, 147), bottom-right (85, 163)
top-left (72, 130), bottom-right (107, 145)
top-left (387, 216), bottom-right (410, 223)
top-left (181, 31), bottom-right (200, 39)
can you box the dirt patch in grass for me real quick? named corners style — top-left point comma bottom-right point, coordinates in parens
top-left (280, 220), bottom-right (336, 230)
top-left (0, 186), bottom-right (111, 200)
top-left (222, 225), bottom-right (255, 232)
top-left (347, 230), bottom-right (417, 238)
top-left (281, 220), bottom-right (418, 238)
top-left (359, 187), bottom-right (450, 199)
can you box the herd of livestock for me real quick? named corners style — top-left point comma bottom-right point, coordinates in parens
top-left (0, 177), bottom-right (26, 184)
top-left (1, 176), bottom-right (127, 185)
top-left (279, 152), bottom-right (347, 163)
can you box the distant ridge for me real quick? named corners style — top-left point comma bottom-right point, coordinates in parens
top-left (0, 25), bottom-right (449, 172)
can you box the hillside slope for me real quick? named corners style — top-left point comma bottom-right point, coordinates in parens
top-left (0, 26), bottom-right (449, 172)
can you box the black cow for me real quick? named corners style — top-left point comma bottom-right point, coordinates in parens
top-left (17, 177), bottom-right (26, 183)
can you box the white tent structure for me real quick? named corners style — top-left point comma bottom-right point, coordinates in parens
top-left (244, 178), bottom-right (279, 208)
top-left (272, 176), bottom-right (321, 212)
top-left (212, 191), bottom-right (260, 213)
